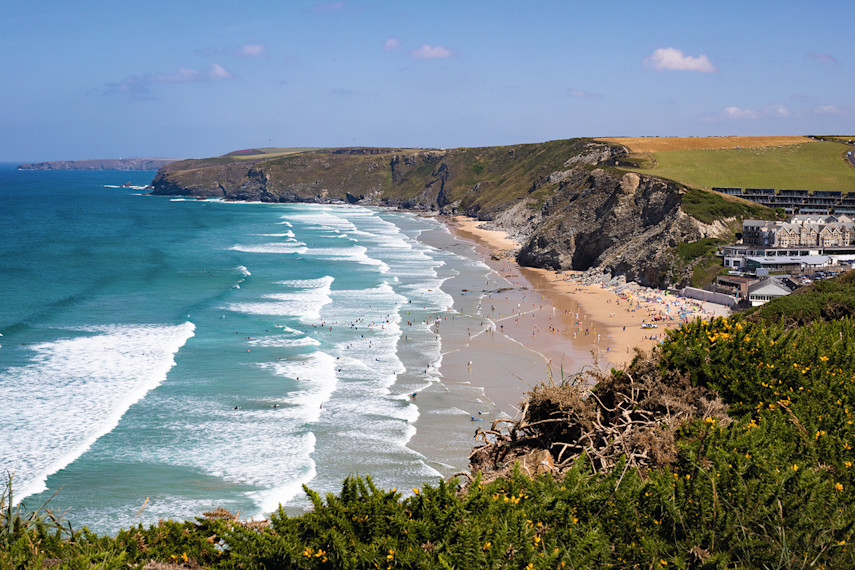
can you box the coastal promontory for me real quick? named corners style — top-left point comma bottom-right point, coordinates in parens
top-left (150, 140), bottom-right (770, 288)
top-left (17, 157), bottom-right (178, 171)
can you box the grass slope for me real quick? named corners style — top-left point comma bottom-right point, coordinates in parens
top-left (599, 135), bottom-right (814, 153)
top-left (620, 140), bottom-right (855, 192)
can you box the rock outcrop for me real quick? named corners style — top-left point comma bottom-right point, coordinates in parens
top-left (514, 169), bottom-right (709, 287)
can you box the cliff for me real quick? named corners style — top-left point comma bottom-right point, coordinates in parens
top-left (18, 158), bottom-right (178, 171)
top-left (150, 139), bottom-right (763, 288)
top-left (514, 170), bottom-right (718, 286)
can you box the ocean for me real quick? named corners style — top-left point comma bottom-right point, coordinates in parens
top-left (0, 165), bottom-right (509, 533)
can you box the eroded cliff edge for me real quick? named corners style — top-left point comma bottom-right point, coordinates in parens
top-left (150, 140), bottom-right (743, 288)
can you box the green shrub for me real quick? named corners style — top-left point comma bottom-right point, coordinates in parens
top-left (681, 187), bottom-right (774, 224)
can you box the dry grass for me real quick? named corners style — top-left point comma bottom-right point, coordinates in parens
top-left (597, 136), bottom-right (814, 153)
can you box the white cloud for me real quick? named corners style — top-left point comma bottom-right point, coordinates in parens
top-left (238, 44), bottom-right (267, 57)
top-left (722, 106), bottom-right (758, 119)
top-left (384, 38), bottom-right (401, 51)
top-left (643, 47), bottom-right (717, 73)
top-left (769, 104), bottom-right (790, 117)
top-left (410, 44), bottom-right (453, 59)
top-left (207, 64), bottom-right (232, 79)
top-left (815, 105), bottom-right (844, 114)
top-left (149, 65), bottom-right (231, 83)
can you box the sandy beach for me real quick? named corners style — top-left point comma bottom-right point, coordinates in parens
top-left (444, 216), bottom-right (730, 413)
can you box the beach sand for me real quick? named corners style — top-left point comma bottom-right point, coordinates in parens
top-left (404, 215), bottom-right (730, 480)
top-left (444, 216), bottom-right (730, 412)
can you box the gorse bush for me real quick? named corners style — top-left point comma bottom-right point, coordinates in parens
top-left (3, 314), bottom-right (855, 568)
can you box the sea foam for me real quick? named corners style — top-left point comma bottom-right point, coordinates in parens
top-left (0, 322), bottom-right (195, 502)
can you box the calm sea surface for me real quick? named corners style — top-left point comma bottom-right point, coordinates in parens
top-left (0, 165), bottom-right (498, 533)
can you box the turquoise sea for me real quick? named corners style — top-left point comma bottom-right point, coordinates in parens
top-left (0, 165), bottom-right (503, 533)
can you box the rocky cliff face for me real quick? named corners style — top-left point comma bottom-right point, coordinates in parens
top-left (149, 141), bottom-right (728, 288)
top-left (512, 169), bottom-right (711, 287)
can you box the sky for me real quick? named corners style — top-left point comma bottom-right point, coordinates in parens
top-left (1, 0), bottom-right (853, 161)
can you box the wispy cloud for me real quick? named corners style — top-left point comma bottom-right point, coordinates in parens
top-left (769, 104), bottom-right (790, 117)
top-left (237, 43), bottom-right (267, 57)
top-left (102, 64), bottom-right (232, 97)
top-left (314, 1), bottom-right (345, 13)
top-left (815, 105), bottom-right (846, 114)
top-left (722, 106), bottom-right (759, 119)
top-left (410, 44), bottom-right (453, 59)
top-left (384, 38), bottom-right (401, 52)
top-left (150, 64), bottom-right (232, 83)
top-left (207, 64), bottom-right (232, 79)
top-left (712, 104), bottom-right (792, 121)
top-left (567, 87), bottom-right (602, 99)
top-left (643, 47), bottom-right (717, 73)
top-left (806, 52), bottom-right (838, 64)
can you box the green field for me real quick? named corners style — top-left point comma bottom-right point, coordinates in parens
top-left (629, 140), bottom-right (855, 192)
top-left (224, 147), bottom-right (323, 160)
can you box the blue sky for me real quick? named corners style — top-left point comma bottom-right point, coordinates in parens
top-left (2, 0), bottom-right (852, 161)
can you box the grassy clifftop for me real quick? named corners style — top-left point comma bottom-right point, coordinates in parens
top-left (602, 136), bottom-right (855, 191)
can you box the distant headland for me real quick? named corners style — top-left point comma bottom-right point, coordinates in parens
top-left (17, 157), bottom-right (178, 171)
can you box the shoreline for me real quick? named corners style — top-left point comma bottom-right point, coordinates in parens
top-left (441, 216), bottom-right (730, 412)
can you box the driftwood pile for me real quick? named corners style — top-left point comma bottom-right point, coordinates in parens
top-left (465, 352), bottom-right (730, 481)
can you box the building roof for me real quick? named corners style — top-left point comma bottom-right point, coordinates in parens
top-left (748, 278), bottom-right (792, 296)
top-left (745, 255), bottom-right (831, 266)
top-left (743, 220), bottom-right (775, 228)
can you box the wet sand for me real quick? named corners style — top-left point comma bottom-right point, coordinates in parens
top-left (438, 218), bottom-right (598, 417)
